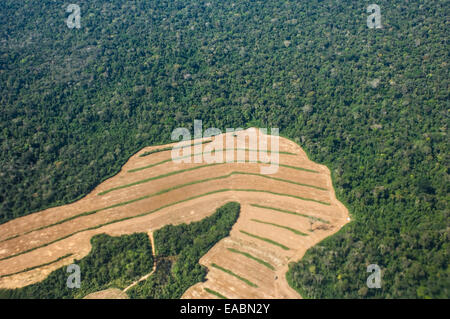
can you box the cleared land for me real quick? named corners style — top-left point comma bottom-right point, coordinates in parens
top-left (0, 129), bottom-right (349, 298)
top-left (83, 288), bottom-right (129, 299)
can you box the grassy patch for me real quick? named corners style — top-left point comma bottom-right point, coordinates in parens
top-left (1, 188), bottom-right (326, 261)
top-left (204, 288), bottom-right (228, 299)
top-left (0, 254), bottom-right (73, 279)
top-left (250, 204), bottom-right (330, 224)
top-left (227, 248), bottom-right (275, 270)
top-left (0, 234), bottom-right (20, 243)
top-left (12, 177), bottom-right (328, 242)
top-left (211, 263), bottom-right (258, 288)
top-left (278, 163), bottom-right (319, 173)
top-left (235, 189), bottom-right (330, 206)
top-left (0, 189), bottom-right (236, 262)
top-left (98, 163), bottom-right (222, 195)
top-left (139, 147), bottom-right (172, 157)
top-left (220, 148), bottom-right (297, 155)
top-left (250, 219), bottom-right (307, 236)
top-left (235, 172), bottom-right (326, 191)
top-left (239, 230), bottom-right (290, 251)
top-left (139, 140), bottom-right (212, 157)
top-left (128, 159), bottom-right (172, 173)
top-left (128, 149), bottom-right (309, 174)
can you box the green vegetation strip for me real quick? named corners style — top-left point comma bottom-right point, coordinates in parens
top-left (211, 263), bottom-right (258, 288)
top-left (128, 158), bottom-right (172, 173)
top-left (0, 254), bottom-right (73, 279)
top-left (139, 147), bottom-right (172, 157)
top-left (0, 188), bottom-right (324, 261)
top-left (239, 230), bottom-right (290, 251)
top-left (218, 148), bottom-right (297, 155)
top-left (105, 163), bottom-right (325, 196)
top-left (278, 163), bottom-right (319, 174)
top-left (1, 234), bottom-right (20, 243)
top-left (250, 204), bottom-right (330, 224)
top-left (0, 234), bottom-right (153, 299)
top-left (250, 219), bottom-right (307, 236)
top-left (99, 163), bottom-right (222, 195)
top-left (1, 176), bottom-right (329, 245)
top-left (234, 189), bottom-right (330, 206)
top-left (0, 189), bottom-right (237, 261)
top-left (139, 140), bottom-right (212, 157)
top-left (204, 288), bottom-right (228, 299)
top-left (238, 172), bottom-right (326, 190)
top-left (227, 248), bottom-right (275, 270)
top-left (128, 148), bottom-right (312, 174)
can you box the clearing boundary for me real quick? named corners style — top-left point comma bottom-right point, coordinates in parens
top-left (0, 129), bottom-right (349, 299)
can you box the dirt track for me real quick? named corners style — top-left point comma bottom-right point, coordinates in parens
top-left (0, 129), bottom-right (349, 298)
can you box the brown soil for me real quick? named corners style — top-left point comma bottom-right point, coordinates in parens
top-left (0, 129), bottom-right (349, 299)
top-left (83, 288), bottom-right (129, 299)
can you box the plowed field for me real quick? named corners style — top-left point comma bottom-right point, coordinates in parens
top-left (0, 129), bottom-right (349, 298)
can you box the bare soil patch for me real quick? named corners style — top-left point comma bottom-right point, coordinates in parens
top-left (83, 288), bottom-right (129, 299)
top-left (0, 129), bottom-right (349, 299)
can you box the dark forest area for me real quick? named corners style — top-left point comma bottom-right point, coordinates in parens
top-left (0, 0), bottom-right (448, 298)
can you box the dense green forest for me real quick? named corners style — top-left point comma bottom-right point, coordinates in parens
top-left (0, 0), bottom-right (448, 298)
top-left (127, 202), bottom-right (240, 298)
top-left (0, 233), bottom-right (154, 298)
